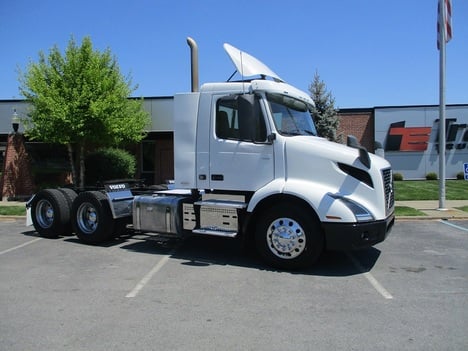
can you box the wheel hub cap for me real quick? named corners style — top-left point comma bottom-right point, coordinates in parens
top-left (36, 200), bottom-right (54, 228)
top-left (46, 208), bottom-right (54, 220)
top-left (77, 203), bottom-right (98, 234)
top-left (267, 217), bottom-right (306, 259)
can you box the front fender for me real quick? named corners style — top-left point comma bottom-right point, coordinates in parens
top-left (248, 179), bottom-right (358, 223)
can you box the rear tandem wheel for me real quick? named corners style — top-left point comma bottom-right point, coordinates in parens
top-left (71, 191), bottom-right (115, 244)
top-left (30, 189), bottom-right (71, 238)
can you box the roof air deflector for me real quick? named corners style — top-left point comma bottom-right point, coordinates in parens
top-left (223, 43), bottom-right (284, 83)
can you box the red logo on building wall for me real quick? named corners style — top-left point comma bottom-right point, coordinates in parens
top-left (385, 118), bottom-right (468, 152)
top-left (385, 121), bottom-right (432, 151)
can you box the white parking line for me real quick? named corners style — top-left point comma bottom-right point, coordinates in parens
top-left (346, 253), bottom-right (394, 300)
top-left (0, 237), bottom-right (43, 256)
top-left (126, 249), bottom-right (176, 298)
top-left (439, 220), bottom-right (468, 232)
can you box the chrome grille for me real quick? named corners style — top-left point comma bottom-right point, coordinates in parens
top-left (382, 168), bottom-right (394, 215)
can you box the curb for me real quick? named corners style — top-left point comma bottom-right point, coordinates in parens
top-left (0, 215), bottom-right (27, 221)
top-left (397, 215), bottom-right (468, 221)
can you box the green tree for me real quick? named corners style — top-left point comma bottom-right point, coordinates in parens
top-left (308, 71), bottom-right (340, 142)
top-left (18, 36), bottom-right (150, 188)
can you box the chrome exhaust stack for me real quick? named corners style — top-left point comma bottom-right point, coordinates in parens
top-left (186, 37), bottom-right (199, 92)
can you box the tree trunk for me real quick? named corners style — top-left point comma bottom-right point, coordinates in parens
top-left (67, 143), bottom-right (77, 186)
top-left (79, 144), bottom-right (85, 189)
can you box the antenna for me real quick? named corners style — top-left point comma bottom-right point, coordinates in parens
top-left (240, 51), bottom-right (245, 94)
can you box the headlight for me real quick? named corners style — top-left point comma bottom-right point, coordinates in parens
top-left (330, 194), bottom-right (374, 222)
top-left (341, 197), bottom-right (374, 222)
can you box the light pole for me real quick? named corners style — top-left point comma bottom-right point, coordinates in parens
top-left (11, 109), bottom-right (20, 134)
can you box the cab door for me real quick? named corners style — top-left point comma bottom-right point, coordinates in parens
top-left (209, 94), bottom-right (274, 191)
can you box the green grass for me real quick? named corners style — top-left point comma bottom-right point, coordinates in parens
top-left (394, 206), bottom-right (426, 216)
top-left (394, 180), bottom-right (468, 201)
top-left (0, 206), bottom-right (27, 216)
top-left (456, 206), bottom-right (468, 213)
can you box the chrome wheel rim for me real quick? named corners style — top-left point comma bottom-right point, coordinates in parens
top-left (36, 199), bottom-right (54, 228)
top-left (267, 217), bottom-right (306, 259)
top-left (76, 202), bottom-right (98, 234)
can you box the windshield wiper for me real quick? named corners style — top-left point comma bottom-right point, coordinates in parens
top-left (279, 130), bottom-right (302, 136)
top-left (280, 129), bottom-right (316, 136)
top-left (303, 130), bottom-right (316, 136)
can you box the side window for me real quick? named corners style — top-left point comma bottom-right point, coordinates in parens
top-left (215, 95), bottom-right (267, 142)
top-left (216, 99), bottom-right (238, 140)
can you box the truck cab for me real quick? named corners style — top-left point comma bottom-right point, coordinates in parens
top-left (169, 42), bottom-right (394, 268)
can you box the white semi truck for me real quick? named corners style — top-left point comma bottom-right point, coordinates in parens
top-left (28, 38), bottom-right (394, 269)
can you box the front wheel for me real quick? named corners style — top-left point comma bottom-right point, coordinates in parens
top-left (255, 204), bottom-right (324, 269)
top-left (71, 191), bottom-right (115, 244)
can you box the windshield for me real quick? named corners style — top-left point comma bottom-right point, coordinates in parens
top-left (266, 93), bottom-right (317, 136)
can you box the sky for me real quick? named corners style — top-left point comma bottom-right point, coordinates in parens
top-left (0, 0), bottom-right (466, 108)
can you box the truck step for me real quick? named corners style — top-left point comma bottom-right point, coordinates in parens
top-left (194, 200), bottom-right (247, 209)
top-left (192, 228), bottom-right (238, 238)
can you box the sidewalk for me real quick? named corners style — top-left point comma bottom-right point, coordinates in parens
top-left (0, 200), bottom-right (28, 206)
top-left (395, 200), bottom-right (468, 220)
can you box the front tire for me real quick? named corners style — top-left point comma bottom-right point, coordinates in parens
top-left (71, 191), bottom-right (115, 244)
top-left (255, 204), bottom-right (324, 269)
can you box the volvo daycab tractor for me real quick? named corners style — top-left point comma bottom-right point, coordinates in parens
top-left (28, 38), bottom-right (395, 269)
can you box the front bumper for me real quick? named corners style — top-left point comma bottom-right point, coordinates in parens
top-left (322, 213), bottom-right (395, 251)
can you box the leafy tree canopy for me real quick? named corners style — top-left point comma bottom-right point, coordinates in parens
top-left (19, 36), bottom-right (150, 187)
top-left (308, 71), bottom-right (340, 142)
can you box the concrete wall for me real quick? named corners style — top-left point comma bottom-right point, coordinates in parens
top-left (142, 97), bottom-right (174, 131)
top-left (0, 97), bottom-right (174, 134)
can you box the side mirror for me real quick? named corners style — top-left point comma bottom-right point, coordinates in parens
top-left (374, 141), bottom-right (385, 158)
top-left (347, 135), bottom-right (371, 169)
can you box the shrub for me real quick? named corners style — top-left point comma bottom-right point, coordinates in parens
top-left (85, 148), bottom-right (136, 186)
top-left (426, 172), bottom-right (438, 180)
top-left (393, 173), bottom-right (404, 181)
top-left (456, 172), bottom-right (465, 180)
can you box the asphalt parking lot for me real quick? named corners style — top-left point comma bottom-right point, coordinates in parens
top-left (0, 218), bottom-right (467, 351)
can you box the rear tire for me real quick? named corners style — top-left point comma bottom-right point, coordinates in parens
top-left (58, 188), bottom-right (77, 206)
top-left (58, 188), bottom-right (77, 235)
top-left (255, 204), bottom-right (324, 269)
top-left (30, 189), bottom-right (70, 238)
top-left (71, 191), bottom-right (115, 244)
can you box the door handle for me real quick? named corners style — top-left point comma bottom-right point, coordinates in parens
top-left (211, 174), bottom-right (224, 181)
